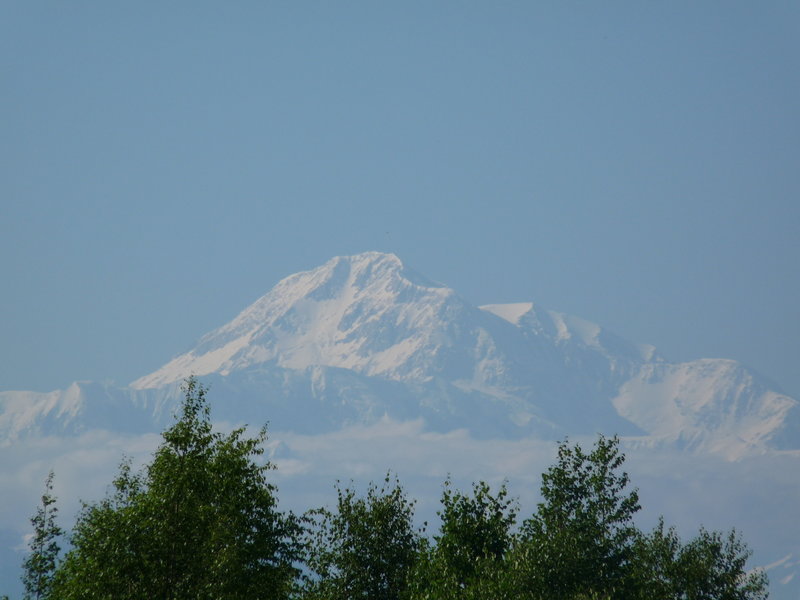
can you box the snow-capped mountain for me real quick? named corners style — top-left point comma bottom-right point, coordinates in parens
top-left (4, 251), bottom-right (795, 456)
top-left (132, 252), bottom-right (474, 388)
top-left (3, 252), bottom-right (799, 600)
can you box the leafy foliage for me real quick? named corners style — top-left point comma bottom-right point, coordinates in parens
top-left (22, 471), bottom-right (63, 600)
top-left (680, 528), bottom-right (769, 600)
top-left (302, 474), bottom-right (421, 600)
top-left (632, 519), bottom-right (769, 600)
top-left (406, 479), bottom-right (518, 599)
top-left (51, 377), bottom-right (300, 600)
top-left (514, 435), bottom-right (641, 599)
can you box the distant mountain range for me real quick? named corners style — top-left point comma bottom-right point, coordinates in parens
top-left (2, 251), bottom-right (797, 458)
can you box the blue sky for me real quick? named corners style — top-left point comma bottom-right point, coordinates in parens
top-left (2, 2), bottom-right (799, 398)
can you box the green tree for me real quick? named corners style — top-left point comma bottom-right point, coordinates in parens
top-left (22, 470), bottom-right (63, 600)
top-left (52, 377), bottom-right (300, 600)
top-left (629, 518), bottom-right (684, 599)
top-left (678, 527), bottom-right (768, 600)
top-left (406, 479), bottom-right (518, 599)
top-left (631, 519), bottom-right (768, 600)
top-left (513, 435), bottom-right (641, 600)
top-left (303, 474), bottom-right (421, 600)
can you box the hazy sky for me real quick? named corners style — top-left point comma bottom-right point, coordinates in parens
top-left (2, 2), bottom-right (799, 397)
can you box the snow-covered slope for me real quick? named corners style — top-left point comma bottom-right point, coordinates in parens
top-left (613, 359), bottom-right (799, 458)
top-left (2, 252), bottom-right (798, 454)
top-left (0, 381), bottom-right (158, 443)
top-left (131, 252), bottom-right (471, 388)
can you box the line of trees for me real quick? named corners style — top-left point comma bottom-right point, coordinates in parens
top-left (15, 378), bottom-right (768, 600)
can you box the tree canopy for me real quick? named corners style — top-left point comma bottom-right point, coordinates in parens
top-left (15, 382), bottom-right (769, 600)
top-left (50, 377), bottom-right (300, 600)
top-left (301, 474), bottom-right (421, 600)
top-left (404, 479), bottom-right (518, 600)
top-left (514, 435), bottom-right (642, 599)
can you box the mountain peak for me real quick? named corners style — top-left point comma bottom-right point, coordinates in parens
top-left (130, 252), bottom-right (455, 389)
top-left (337, 250), bottom-right (403, 271)
top-left (265, 252), bottom-right (443, 304)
